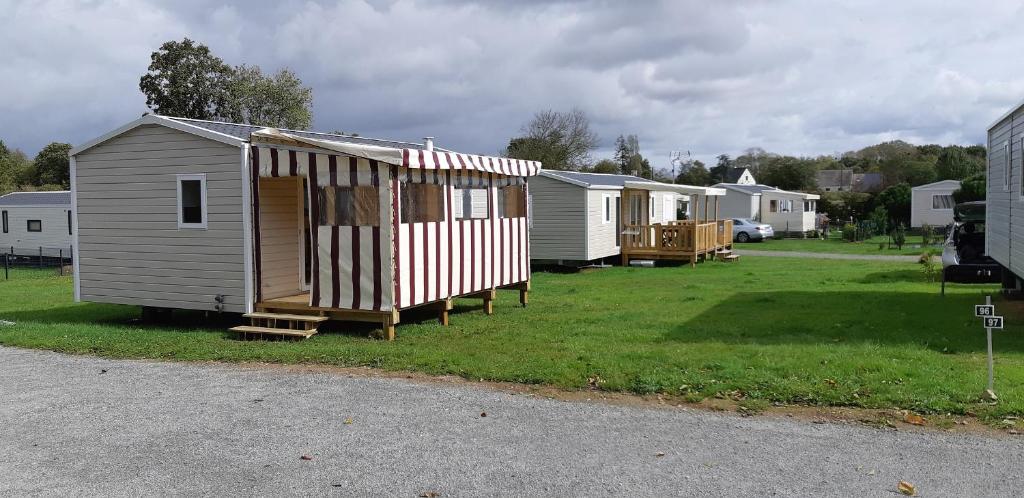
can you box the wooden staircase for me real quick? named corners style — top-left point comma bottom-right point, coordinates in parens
top-left (716, 248), bottom-right (740, 262)
top-left (230, 312), bottom-right (328, 340)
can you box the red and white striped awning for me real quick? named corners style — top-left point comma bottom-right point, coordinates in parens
top-left (251, 128), bottom-right (541, 177)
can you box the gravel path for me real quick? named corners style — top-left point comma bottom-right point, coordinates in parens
top-left (1, 346), bottom-right (1019, 497)
top-left (735, 249), bottom-right (922, 261)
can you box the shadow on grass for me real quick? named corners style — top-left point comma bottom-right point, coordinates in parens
top-left (1, 302), bottom-right (238, 333)
top-left (858, 270), bottom-right (928, 284)
top-left (664, 290), bottom-right (1024, 354)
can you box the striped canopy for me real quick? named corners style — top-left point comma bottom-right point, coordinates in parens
top-left (251, 128), bottom-right (541, 177)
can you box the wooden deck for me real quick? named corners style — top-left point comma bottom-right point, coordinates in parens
top-left (254, 282), bottom-right (529, 341)
top-left (621, 220), bottom-right (734, 266)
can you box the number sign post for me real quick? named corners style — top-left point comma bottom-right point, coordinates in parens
top-left (975, 296), bottom-right (1003, 401)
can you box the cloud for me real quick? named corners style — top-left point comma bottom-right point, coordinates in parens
top-left (1, 0), bottom-right (1022, 168)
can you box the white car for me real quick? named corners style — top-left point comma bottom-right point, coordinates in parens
top-left (732, 218), bottom-right (773, 242)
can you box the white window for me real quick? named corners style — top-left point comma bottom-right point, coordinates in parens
top-left (649, 194), bottom-right (655, 220)
top-left (602, 194), bottom-right (612, 224)
top-left (769, 199), bottom-right (778, 213)
top-left (177, 174), bottom-right (208, 229)
top-left (932, 194), bottom-right (954, 210)
top-left (804, 200), bottom-right (816, 212)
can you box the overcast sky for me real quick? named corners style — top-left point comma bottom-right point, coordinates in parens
top-left (2, 0), bottom-right (1022, 167)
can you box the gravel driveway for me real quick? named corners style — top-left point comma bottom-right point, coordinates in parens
top-left (0, 346), bottom-right (1019, 497)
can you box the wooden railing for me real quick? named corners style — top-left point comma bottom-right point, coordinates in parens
top-left (623, 221), bottom-right (729, 254)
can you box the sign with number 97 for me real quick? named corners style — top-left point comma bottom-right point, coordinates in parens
top-left (985, 316), bottom-right (1004, 329)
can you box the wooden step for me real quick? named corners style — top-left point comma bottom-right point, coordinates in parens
top-left (243, 312), bottom-right (328, 323)
top-left (716, 249), bottom-right (733, 255)
top-left (722, 254), bottom-right (740, 262)
top-left (230, 325), bottom-right (318, 339)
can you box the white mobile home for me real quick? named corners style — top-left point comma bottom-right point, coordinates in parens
top-left (712, 184), bottom-right (819, 234)
top-left (529, 171), bottom-right (686, 265)
top-left (987, 100), bottom-right (1024, 287)
top-left (70, 115), bottom-right (539, 340)
top-left (910, 180), bottom-right (959, 228)
top-left (0, 191), bottom-right (73, 257)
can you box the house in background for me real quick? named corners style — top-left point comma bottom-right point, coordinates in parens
top-left (529, 171), bottom-right (686, 266)
top-left (910, 180), bottom-right (960, 228)
top-left (0, 191), bottom-right (73, 257)
top-left (723, 167), bottom-right (756, 185)
top-left (817, 170), bottom-right (883, 193)
top-left (712, 183), bottom-right (820, 235)
top-left (70, 114), bottom-right (538, 340)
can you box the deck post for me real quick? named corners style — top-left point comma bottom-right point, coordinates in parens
top-left (437, 299), bottom-right (453, 326)
top-left (382, 311), bottom-right (397, 341)
top-left (519, 280), bottom-right (531, 307)
top-left (483, 289), bottom-right (495, 315)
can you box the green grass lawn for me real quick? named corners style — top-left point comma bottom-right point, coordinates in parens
top-left (740, 233), bottom-right (942, 255)
top-left (1, 259), bottom-right (1022, 422)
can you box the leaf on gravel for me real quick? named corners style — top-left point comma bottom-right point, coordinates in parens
top-left (300, 455), bottom-right (313, 461)
top-left (419, 492), bottom-right (440, 497)
top-left (897, 480), bottom-right (916, 496)
top-left (480, 412), bottom-right (487, 418)
top-left (99, 369), bottom-right (107, 374)
top-left (655, 452), bottom-right (665, 457)
top-left (904, 413), bottom-right (927, 426)
top-left (343, 417), bottom-right (353, 425)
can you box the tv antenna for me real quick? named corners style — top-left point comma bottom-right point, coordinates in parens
top-left (670, 150), bottom-right (692, 182)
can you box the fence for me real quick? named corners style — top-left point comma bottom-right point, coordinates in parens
top-left (0, 246), bottom-right (74, 279)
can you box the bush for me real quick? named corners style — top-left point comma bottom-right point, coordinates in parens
top-left (842, 223), bottom-right (858, 242)
top-left (891, 223), bottom-right (906, 250)
top-left (920, 224), bottom-right (934, 246)
top-left (919, 249), bottom-right (939, 281)
top-left (868, 206), bottom-right (888, 237)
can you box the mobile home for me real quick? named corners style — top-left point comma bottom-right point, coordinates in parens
top-left (910, 180), bottom-right (959, 228)
top-left (0, 191), bottom-right (73, 257)
top-left (987, 101), bottom-right (1024, 288)
top-left (70, 115), bottom-right (539, 340)
top-left (529, 171), bottom-right (686, 265)
top-left (712, 183), bottom-right (819, 235)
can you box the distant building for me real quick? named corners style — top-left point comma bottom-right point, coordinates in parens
top-left (910, 180), bottom-right (960, 228)
top-left (816, 170), bottom-right (883, 193)
top-left (0, 191), bottom-right (73, 256)
top-left (723, 167), bottom-right (756, 185)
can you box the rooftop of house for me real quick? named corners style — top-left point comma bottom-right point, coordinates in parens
top-left (0, 191), bottom-right (72, 206)
top-left (164, 116), bottom-right (437, 151)
top-left (539, 170), bottom-right (652, 188)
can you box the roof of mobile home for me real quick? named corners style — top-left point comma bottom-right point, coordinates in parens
top-left (715, 183), bottom-right (820, 199)
top-left (0, 191), bottom-right (71, 206)
top-left (539, 170), bottom-right (649, 188)
top-left (71, 114), bottom-right (441, 157)
top-left (540, 170), bottom-right (727, 195)
top-left (912, 179), bottom-right (961, 191)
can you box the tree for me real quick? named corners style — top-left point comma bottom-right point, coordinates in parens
top-left (587, 159), bottom-right (619, 174)
top-left (953, 172), bottom-right (986, 203)
top-left (505, 108), bottom-right (598, 170)
top-left (31, 142), bottom-right (72, 188)
top-left (676, 160), bottom-right (710, 185)
top-left (613, 135), bottom-right (639, 173)
top-left (757, 156), bottom-right (817, 191)
top-left (935, 145), bottom-right (984, 181)
top-left (139, 38), bottom-right (234, 119)
top-left (224, 64), bottom-right (313, 129)
top-left (874, 183), bottom-right (912, 227)
top-left (819, 191), bottom-right (871, 222)
top-left (709, 154), bottom-right (732, 184)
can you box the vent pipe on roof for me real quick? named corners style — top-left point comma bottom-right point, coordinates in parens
top-left (423, 137), bottom-right (434, 151)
